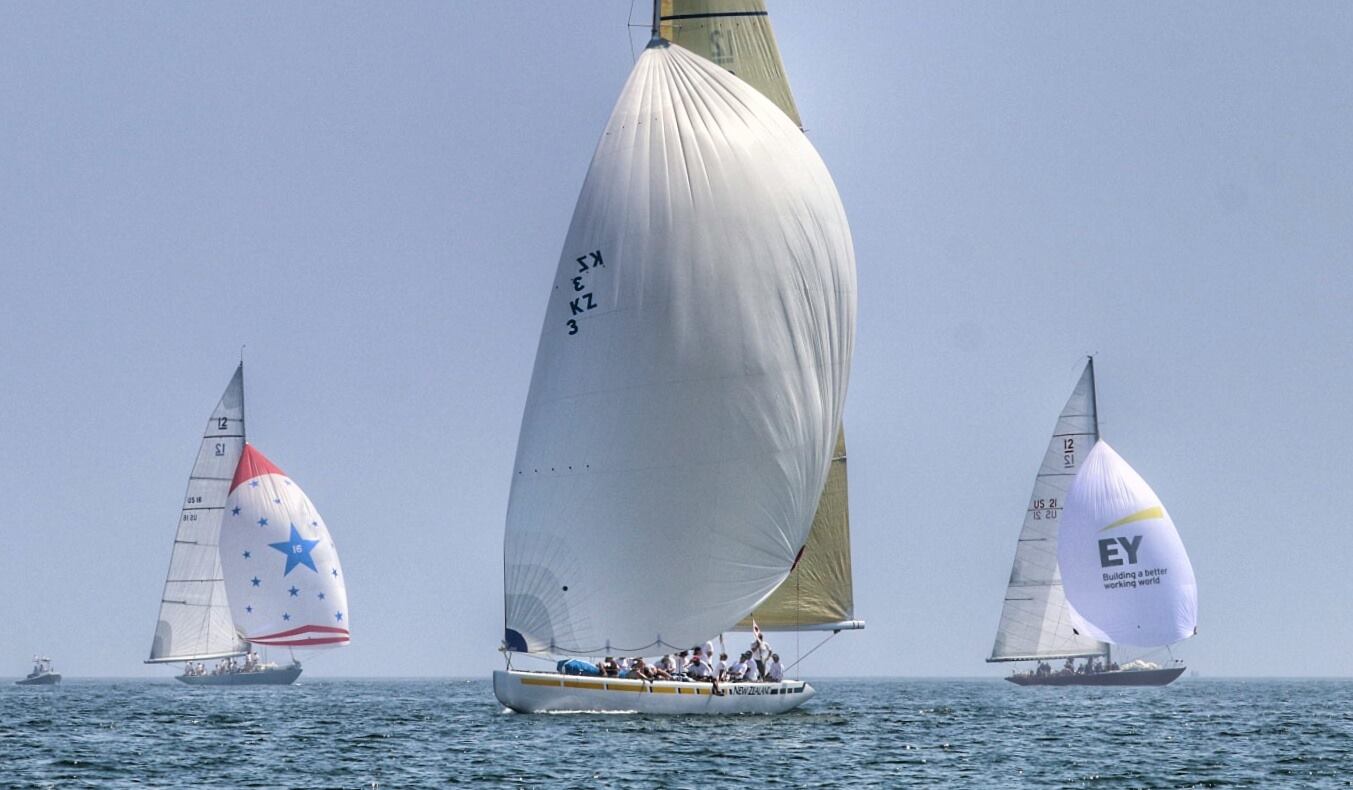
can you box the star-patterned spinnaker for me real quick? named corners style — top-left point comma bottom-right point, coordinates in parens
top-left (219, 445), bottom-right (350, 648)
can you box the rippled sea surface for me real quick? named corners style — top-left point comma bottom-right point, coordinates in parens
top-left (3, 678), bottom-right (1351, 787)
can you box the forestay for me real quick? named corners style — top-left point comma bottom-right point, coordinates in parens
top-left (503, 41), bottom-right (856, 657)
top-left (989, 360), bottom-right (1107, 662)
top-left (1058, 441), bottom-right (1198, 647)
top-left (148, 365), bottom-right (249, 663)
top-left (220, 445), bottom-right (351, 649)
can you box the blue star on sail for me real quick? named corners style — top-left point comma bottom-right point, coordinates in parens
top-left (269, 524), bottom-right (320, 575)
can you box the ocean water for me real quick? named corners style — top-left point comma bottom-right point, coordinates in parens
top-left (2, 678), bottom-right (1350, 788)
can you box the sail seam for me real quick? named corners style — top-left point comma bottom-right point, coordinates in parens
top-left (660, 11), bottom-right (768, 21)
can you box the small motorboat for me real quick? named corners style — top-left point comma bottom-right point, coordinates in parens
top-left (16, 656), bottom-right (61, 686)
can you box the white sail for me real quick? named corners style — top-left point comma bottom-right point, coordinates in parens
top-left (148, 364), bottom-right (249, 663)
top-left (219, 444), bottom-right (350, 649)
top-left (1058, 441), bottom-right (1198, 647)
top-left (989, 360), bottom-right (1108, 661)
top-left (502, 40), bottom-right (856, 657)
top-left (661, 0), bottom-right (862, 635)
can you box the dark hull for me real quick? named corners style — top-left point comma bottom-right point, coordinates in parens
top-left (15, 672), bottom-right (61, 686)
top-left (1007, 666), bottom-right (1186, 687)
top-left (177, 666), bottom-right (302, 686)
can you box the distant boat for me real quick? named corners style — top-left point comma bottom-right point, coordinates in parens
top-left (15, 656), bottom-right (61, 686)
top-left (146, 363), bottom-right (350, 685)
top-left (493, 0), bottom-right (856, 715)
top-left (989, 359), bottom-right (1197, 686)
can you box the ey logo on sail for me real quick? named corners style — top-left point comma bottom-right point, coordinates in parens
top-left (1098, 535), bottom-right (1142, 567)
top-left (1096, 506), bottom-right (1163, 568)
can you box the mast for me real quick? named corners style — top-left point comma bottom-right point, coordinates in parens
top-left (1087, 355), bottom-right (1098, 438)
top-left (652, 0), bottom-right (662, 41)
top-left (1087, 356), bottom-right (1111, 665)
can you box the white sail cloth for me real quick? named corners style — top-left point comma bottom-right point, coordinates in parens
top-left (1058, 441), bottom-right (1198, 647)
top-left (148, 365), bottom-right (248, 662)
top-left (219, 445), bottom-right (351, 648)
top-left (989, 361), bottom-right (1107, 661)
top-left (502, 41), bottom-right (856, 656)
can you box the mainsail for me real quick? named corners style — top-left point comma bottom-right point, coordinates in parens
top-left (220, 445), bottom-right (351, 648)
top-left (735, 429), bottom-right (859, 630)
top-left (989, 359), bottom-right (1108, 662)
top-left (662, 0), bottom-right (860, 633)
top-left (1058, 441), bottom-right (1198, 646)
top-left (502, 40), bottom-right (856, 657)
top-left (147, 364), bottom-right (249, 663)
top-left (659, 0), bottom-right (802, 127)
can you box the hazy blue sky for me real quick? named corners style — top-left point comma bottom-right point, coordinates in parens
top-left (2, 2), bottom-right (1349, 678)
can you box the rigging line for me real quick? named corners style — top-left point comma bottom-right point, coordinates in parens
top-left (782, 631), bottom-right (838, 675)
top-left (627, 0), bottom-right (638, 62)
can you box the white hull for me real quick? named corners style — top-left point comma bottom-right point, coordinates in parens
top-left (493, 670), bottom-right (814, 715)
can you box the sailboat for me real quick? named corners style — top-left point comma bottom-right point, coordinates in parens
top-left (656, 1), bottom-right (864, 639)
top-left (146, 363), bottom-right (350, 685)
top-left (988, 358), bottom-right (1196, 686)
top-left (493, 1), bottom-right (856, 714)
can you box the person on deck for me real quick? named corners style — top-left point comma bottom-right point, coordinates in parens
top-left (750, 638), bottom-right (771, 676)
top-left (599, 657), bottom-right (619, 677)
top-left (715, 653), bottom-right (730, 681)
top-left (645, 659), bottom-right (672, 681)
top-left (726, 654), bottom-right (748, 681)
top-left (742, 653), bottom-right (762, 682)
top-left (765, 654), bottom-right (784, 682)
top-left (687, 654), bottom-right (722, 695)
top-left (657, 654), bottom-right (677, 676)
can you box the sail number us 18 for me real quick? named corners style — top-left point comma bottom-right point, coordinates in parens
top-left (563, 249), bottom-right (605, 336)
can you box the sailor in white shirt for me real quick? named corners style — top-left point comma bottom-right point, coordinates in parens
top-left (765, 654), bottom-right (785, 683)
top-left (715, 653), bottom-right (730, 681)
top-left (742, 654), bottom-right (761, 682)
top-left (726, 654), bottom-right (749, 681)
top-left (657, 655), bottom-right (677, 676)
top-left (686, 655), bottom-right (712, 680)
top-left (749, 639), bottom-right (771, 676)
top-left (702, 641), bottom-right (716, 665)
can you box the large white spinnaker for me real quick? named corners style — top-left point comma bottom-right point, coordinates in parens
top-left (1058, 441), bottom-right (1198, 647)
top-left (147, 364), bottom-right (249, 663)
top-left (989, 360), bottom-right (1107, 662)
top-left (502, 41), bottom-right (856, 657)
top-left (219, 445), bottom-right (350, 649)
top-left (659, 0), bottom-right (862, 635)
